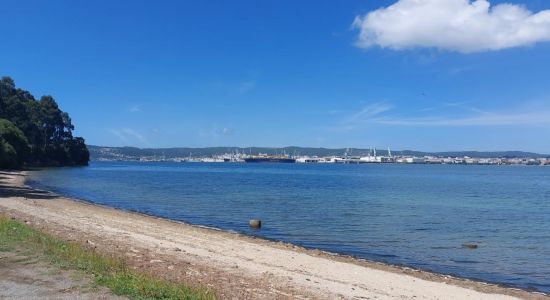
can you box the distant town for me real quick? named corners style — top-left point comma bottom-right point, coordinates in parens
top-left (89, 146), bottom-right (550, 166)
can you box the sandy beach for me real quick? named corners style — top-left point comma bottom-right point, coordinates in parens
top-left (0, 170), bottom-right (546, 300)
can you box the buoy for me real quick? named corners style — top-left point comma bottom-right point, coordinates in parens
top-left (249, 219), bottom-right (262, 229)
top-left (462, 243), bottom-right (478, 249)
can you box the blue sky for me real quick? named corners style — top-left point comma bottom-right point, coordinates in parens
top-left (2, 0), bottom-right (550, 152)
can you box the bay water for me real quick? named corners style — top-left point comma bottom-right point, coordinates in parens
top-left (27, 162), bottom-right (550, 292)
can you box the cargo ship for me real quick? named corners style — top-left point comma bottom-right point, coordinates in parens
top-left (244, 155), bottom-right (296, 163)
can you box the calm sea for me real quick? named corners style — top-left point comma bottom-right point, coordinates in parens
top-left (27, 162), bottom-right (550, 293)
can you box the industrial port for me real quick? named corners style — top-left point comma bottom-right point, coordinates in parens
top-left (92, 147), bottom-right (550, 166)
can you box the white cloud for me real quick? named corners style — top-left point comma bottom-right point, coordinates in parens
top-left (352, 0), bottom-right (550, 53)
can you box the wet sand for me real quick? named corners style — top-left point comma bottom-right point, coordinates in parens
top-left (0, 170), bottom-right (547, 299)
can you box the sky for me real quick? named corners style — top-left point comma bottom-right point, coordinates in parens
top-left (2, 0), bottom-right (550, 152)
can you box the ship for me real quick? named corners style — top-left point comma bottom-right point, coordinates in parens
top-left (244, 155), bottom-right (296, 163)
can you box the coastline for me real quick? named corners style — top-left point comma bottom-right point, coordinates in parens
top-left (0, 170), bottom-right (547, 299)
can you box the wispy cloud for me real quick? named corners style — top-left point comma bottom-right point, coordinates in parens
top-left (109, 129), bottom-right (128, 143)
top-left (109, 128), bottom-right (150, 146)
top-left (417, 101), bottom-right (483, 113)
top-left (339, 100), bottom-right (550, 130)
top-left (372, 111), bottom-right (550, 126)
top-left (343, 101), bottom-right (550, 127)
top-left (220, 127), bottom-right (232, 135)
top-left (198, 124), bottom-right (234, 140)
top-left (332, 103), bottom-right (395, 132)
top-left (128, 105), bottom-right (141, 113)
top-left (346, 102), bottom-right (394, 123)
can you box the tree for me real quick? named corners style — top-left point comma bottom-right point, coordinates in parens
top-left (0, 119), bottom-right (30, 168)
top-left (0, 138), bottom-right (18, 169)
top-left (0, 77), bottom-right (16, 117)
top-left (39, 95), bottom-right (65, 145)
top-left (67, 137), bottom-right (90, 165)
top-left (0, 76), bottom-right (89, 167)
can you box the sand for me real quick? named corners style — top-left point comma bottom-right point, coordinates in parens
top-left (0, 170), bottom-right (547, 300)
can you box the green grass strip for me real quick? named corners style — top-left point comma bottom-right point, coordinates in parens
top-left (0, 215), bottom-right (215, 300)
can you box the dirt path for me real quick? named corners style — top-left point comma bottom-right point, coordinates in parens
top-left (0, 171), bottom-right (546, 300)
top-left (0, 244), bottom-right (124, 299)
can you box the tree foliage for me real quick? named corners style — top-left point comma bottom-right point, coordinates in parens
top-left (0, 119), bottom-right (30, 167)
top-left (0, 138), bottom-right (18, 169)
top-left (0, 76), bottom-right (89, 169)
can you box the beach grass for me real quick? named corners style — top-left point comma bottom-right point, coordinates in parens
top-left (0, 215), bottom-right (215, 300)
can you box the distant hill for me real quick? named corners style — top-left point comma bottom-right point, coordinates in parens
top-left (88, 145), bottom-right (549, 161)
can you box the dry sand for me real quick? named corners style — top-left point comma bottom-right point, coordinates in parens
top-left (0, 170), bottom-right (547, 300)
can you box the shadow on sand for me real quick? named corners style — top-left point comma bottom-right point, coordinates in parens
top-left (0, 171), bottom-right (57, 200)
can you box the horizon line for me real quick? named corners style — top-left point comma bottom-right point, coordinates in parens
top-left (87, 145), bottom-right (550, 156)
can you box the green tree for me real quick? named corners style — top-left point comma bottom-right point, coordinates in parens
top-left (0, 119), bottom-right (30, 168)
top-left (0, 76), bottom-right (89, 167)
top-left (66, 137), bottom-right (90, 165)
top-left (0, 77), bottom-right (15, 117)
top-left (0, 138), bottom-right (18, 169)
top-left (39, 96), bottom-right (65, 145)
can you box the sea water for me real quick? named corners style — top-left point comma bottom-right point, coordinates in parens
top-left (27, 162), bottom-right (550, 292)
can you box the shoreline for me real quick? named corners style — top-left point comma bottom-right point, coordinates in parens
top-left (0, 170), bottom-right (547, 299)
top-left (23, 168), bottom-right (548, 295)
top-left (23, 180), bottom-right (546, 295)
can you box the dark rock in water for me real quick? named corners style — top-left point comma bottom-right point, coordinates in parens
top-left (462, 243), bottom-right (478, 249)
top-left (249, 219), bottom-right (262, 228)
